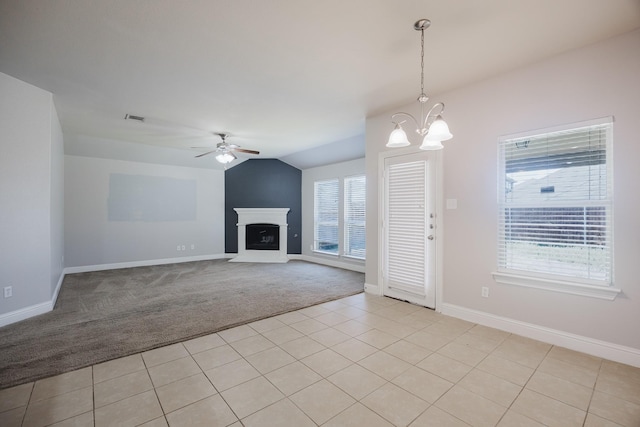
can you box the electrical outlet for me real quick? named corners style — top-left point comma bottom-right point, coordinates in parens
top-left (191, 244), bottom-right (195, 250)
top-left (4, 286), bottom-right (13, 298)
top-left (481, 287), bottom-right (489, 298)
top-left (177, 245), bottom-right (181, 251)
top-left (181, 245), bottom-right (186, 251)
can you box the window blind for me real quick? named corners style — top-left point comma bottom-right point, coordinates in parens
top-left (386, 160), bottom-right (427, 295)
top-left (344, 175), bottom-right (366, 259)
top-left (497, 119), bottom-right (613, 285)
top-left (314, 179), bottom-right (339, 254)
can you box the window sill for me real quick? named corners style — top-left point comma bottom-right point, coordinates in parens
top-left (310, 251), bottom-right (365, 263)
top-left (312, 250), bottom-right (339, 257)
top-left (492, 271), bottom-right (621, 301)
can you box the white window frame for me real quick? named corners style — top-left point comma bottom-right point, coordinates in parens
top-left (492, 117), bottom-right (621, 300)
top-left (344, 174), bottom-right (366, 260)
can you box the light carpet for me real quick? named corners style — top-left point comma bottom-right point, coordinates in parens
top-left (0, 259), bottom-right (364, 389)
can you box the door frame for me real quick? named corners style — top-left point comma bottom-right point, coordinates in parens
top-left (377, 147), bottom-right (444, 312)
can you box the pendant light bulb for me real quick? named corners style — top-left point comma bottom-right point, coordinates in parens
top-left (419, 138), bottom-right (444, 150)
top-left (424, 115), bottom-right (452, 142)
top-left (386, 123), bottom-right (411, 148)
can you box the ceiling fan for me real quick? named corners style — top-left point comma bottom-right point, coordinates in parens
top-left (124, 114), bottom-right (259, 164)
top-left (194, 133), bottom-right (260, 164)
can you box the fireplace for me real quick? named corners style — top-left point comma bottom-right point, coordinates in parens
top-left (246, 223), bottom-right (279, 250)
top-left (230, 208), bottom-right (289, 263)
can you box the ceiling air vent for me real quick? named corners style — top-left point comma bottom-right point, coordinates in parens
top-left (124, 114), bottom-right (145, 122)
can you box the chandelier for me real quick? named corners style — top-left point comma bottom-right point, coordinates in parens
top-left (387, 19), bottom-right (452, 150)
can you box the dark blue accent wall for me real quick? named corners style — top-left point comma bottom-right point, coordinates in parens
top-left (225, 159), bottom-right (302, 254)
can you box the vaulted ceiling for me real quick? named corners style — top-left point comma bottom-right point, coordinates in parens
top-left (1, 1), bottom-right (639, 168)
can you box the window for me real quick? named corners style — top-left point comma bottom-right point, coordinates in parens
top-left (313, 175), bottom-right (366, 259)
top-left (344, 175), bottom-right (366, 259)
top-left (314, 179), bottom-right (339, 254)
top-left (495, 117), bottom-right (619, 299)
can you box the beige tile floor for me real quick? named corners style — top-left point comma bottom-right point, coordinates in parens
top-left (1, 293), bottom-right (640, 427)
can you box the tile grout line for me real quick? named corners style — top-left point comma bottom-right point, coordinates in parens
top-left (200, 361), bottom-right (237, 425)
top-left (490, 341), bottom-right (541, 427)
top-left (142, 346), bottom-right (170, 427)
top-left (314, 306), bottom-right (440, 426)
top-left (420, 325), bottom-right (502, 427)
top-left (19, 381), bottom-right (34, 427)
top-left (582, 358), bottom-right (604, 427)
top-left (249, 304), bottom-right (373, 425)
top-left (246, 315), bottom-right (335, 425)
top-left (91, 366), bottom-right (96, 427)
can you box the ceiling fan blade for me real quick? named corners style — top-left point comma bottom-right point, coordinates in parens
top-left (125, 116), bottom-right (252, 161)
top-left (233, 148), bottom-right (260, 155)
top-left (195, 150), bottom-right (216, 158)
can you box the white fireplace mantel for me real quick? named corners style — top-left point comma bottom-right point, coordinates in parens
top-left (230, 208), bottom-right (290, 263)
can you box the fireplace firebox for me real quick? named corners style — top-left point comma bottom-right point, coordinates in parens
top-left (230, 208), bottom-right (289, 263)
top-left (246, 223), bottom-right (280, 250)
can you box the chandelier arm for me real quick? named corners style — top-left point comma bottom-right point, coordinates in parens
top-left (421, 102), bottom-right (446, 129)
top-left (391, 112), bottom-right (420, 131)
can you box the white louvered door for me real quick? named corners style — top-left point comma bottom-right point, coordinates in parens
top-left (382, 152), bottom-right (436, 308)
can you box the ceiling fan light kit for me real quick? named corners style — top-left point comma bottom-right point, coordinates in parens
top-left (387, 19), bottom-right (453, 151)
top-left (215, 151), bottom-right (236, 164)
top-left (206, 133), bottom-right (260, 165)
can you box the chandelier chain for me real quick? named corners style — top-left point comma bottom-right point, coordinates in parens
top-left (420, 27), bottom-right (425, 97)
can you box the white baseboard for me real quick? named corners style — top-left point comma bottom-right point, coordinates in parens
top-left (364, 282), bottom-right (382, 295)
top-left (441, 303), bottom-right (640, 368)
top-left (64, 253), bottom-right (229, 274)
top-left (51, 269), bottom-right (65, 307)
top-left (0, 300), bottom-right (54, 328)
top-left (0, 270), bottom-right (67, 327)
top-left (300, 255), bottom-right (365, 273)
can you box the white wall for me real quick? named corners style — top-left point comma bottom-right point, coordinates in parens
top-left (65, 155), bottom-right (225, 268)
top-left (302, 158), bottom-right (365, 271)
top-left (50, 102), bottom-right (64, 296)
top-left (366, 30), bottom-right (640, 356)
top-left (0, 72), bottom-right (64, 320)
